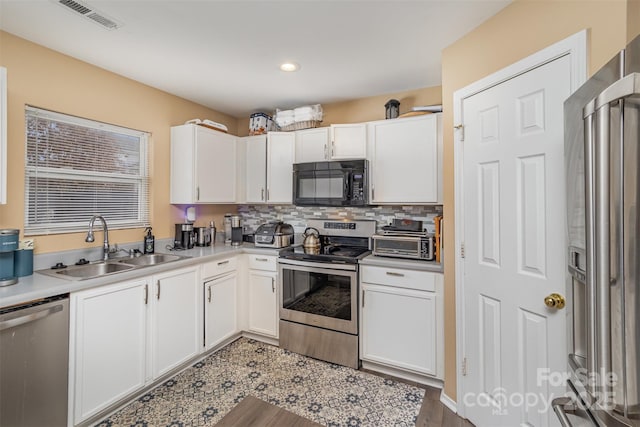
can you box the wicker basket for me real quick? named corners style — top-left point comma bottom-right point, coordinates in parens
top-left (278, 120), bottom-right (321, 132)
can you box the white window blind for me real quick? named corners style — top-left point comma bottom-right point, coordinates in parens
top-left (24, 106), bottom-right (150, 235)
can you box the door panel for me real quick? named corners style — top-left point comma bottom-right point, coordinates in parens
top-left (462, 55), bottom-right (570, 426)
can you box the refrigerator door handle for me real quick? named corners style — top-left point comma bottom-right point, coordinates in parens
top-left (593, 101), bottom-right (612, 404)
top-left (551, 397), bottom-right (577, 427)
top-left (583, 110), bottom-right (598, 393)
top-left (594, 72), bottom-right (640, 109)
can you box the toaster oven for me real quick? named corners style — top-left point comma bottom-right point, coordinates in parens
top-left (372, 234), bottom-right (435, 261)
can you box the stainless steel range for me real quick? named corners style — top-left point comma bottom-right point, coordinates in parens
top-left (278, 219), bottom-right (376, 369)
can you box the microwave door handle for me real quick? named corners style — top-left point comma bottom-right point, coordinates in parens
top-left (344, 173), bottom-right (350, 201)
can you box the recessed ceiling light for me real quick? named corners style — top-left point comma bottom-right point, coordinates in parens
top-left (280, 62), bottom-right (300, 72)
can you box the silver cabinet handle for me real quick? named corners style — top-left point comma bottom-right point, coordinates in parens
top-left (0, 304), bottom-right (63, 331)
top-left (255, 257), bottom-right (268, 262)
top-left (362, 289), bottom-right (365, 307)
top-left (324, 143), bottom-right (328, 159)
top-left (144, 284), bottom-right (149, 305)
top-left (156, 280), bottom-right (161, 300)
top-left (372, 186), bottom-right (375, 200)
top-left (218, 260), bottom-right (229, 266)
top-left (208, 285), bottom-right (212, 303)
top-left (261, 188), bottom-right (264, 201)
top-left (331, 140), bottom-right (335, 157)
top-left (196, 187), bottom-right (200, 201)
top-left (271, 277), bottom-right (275, 293)
top-left (386, 271), bottom-right (404, 277)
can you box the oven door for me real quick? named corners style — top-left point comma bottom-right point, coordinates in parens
top-left (278, 258), bottom-right (358, 335)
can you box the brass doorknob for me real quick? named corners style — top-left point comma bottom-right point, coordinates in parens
top-left (544, 293), bottom-right (566, 309)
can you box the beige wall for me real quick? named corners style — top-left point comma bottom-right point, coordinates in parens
top-left (236, 86), bottom-right (442, 137)
top-left (629, 0), bottom-right (640, 41)
top-left (0, 31), bottom-right (239, 254)
top-left (440, 0), bottom-right (627, 401)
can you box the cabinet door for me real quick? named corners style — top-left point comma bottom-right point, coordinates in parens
top-left (295, 127), bottom-right (329, 162)
top-left (330, 123), bottom-right (367, 159)
top-left (245, 135), bottom-right (267, 203)
top-left (266, 132), bottom-right (295, 204)
top-left (170, 125), bottom-right (197, 204)
top-left (72, 279), bottom-right (148, 423)
top-left (360, 283), bottom-right (437, 376)
top-left (204, 272), bottom-right (238, 350)
top-left (248, 270), bottom-right (278, 337)
top-left (369, 115), bottom-right (440, 203)
top-left (150, 267), bottom-right (199, 379)
top-left (195, 126), bottom-right (236, 203)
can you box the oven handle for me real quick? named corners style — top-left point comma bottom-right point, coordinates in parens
top-left (277, 257), bottom-right (358, 272)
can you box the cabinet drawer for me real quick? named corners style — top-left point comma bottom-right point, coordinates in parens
top-left (248, 254), bottom-right (277, 271)
top-left (201, 257), bottom-right (237, 278)
top-left (360, 265), bottom-right (436, 292)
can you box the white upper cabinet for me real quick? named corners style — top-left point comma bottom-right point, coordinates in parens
top-left (241, 132), bottom-right (294, 204)
top-left (295, 127), bottom-right (330, 163)
top-left (266, 132), bottom-right (295, 204)
top-left (170, 124), bottom-right (236, 204)
top-left (368, 114), bottom-right (442, 204)
top-left (244, 135), bottom-right (267, 203)
top-left (330, 123), bottom-right (367, 159)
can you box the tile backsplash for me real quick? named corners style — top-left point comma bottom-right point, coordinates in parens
top-left (237, 205), bottom-right (443, 234)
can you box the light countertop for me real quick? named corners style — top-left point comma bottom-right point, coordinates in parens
top-left (0, 243), bottom-right (281, 309)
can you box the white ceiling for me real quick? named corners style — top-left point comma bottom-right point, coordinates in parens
top-left (0, 0), bottom-right (511, 118)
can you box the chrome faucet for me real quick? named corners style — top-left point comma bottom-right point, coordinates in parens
top-left (85, 215), bottom-right (110, 261)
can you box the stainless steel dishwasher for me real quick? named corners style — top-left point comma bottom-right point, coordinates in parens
top-left (0, 294), bottom-right (69, 427)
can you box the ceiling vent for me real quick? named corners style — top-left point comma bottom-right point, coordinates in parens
top-left (54, 0), bottom-right (123, 30)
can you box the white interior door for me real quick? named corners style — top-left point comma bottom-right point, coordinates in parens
top-left (461, 55), bottom-right (570, 427)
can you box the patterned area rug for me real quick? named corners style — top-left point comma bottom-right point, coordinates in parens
top-left (98, 338), bottom-right (425, 426)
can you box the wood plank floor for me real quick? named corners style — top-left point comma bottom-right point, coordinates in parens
top-left (415, 385), bottom-right (475, 427)
top-left (216, 396), bottom-right (323, 427)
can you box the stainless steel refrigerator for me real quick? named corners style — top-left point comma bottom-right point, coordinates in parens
top-left (556, 34), bottom-right (640, 426)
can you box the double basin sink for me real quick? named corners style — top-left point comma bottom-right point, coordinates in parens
top-left (37, 253), bottom-right (188, 281)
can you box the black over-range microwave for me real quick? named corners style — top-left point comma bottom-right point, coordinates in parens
top-left (292, 159), bottom-right (368, 206)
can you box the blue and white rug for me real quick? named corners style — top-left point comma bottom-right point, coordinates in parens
top-left (98, 338), bottom-right (425, 426)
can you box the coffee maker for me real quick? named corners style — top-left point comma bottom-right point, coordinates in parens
top-left (0, 229), bottom-right (19, 286)
top-left (174, 223), bottom-right (194, 250)
top-left (231, 215), bottom-right (243, 246)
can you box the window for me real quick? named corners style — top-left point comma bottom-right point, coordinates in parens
top-left (24, 106), bottom-right (150, 235)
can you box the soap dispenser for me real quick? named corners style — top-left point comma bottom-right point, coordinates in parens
top-left (144, 227), bottom-right (155, 254)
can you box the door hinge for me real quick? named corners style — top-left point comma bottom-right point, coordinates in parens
top-left (454, 124), bottom-right (464, 141)
top-left (460, 243), bottom-right (465, 259)
top-left (462, 357), bottom-right (468, 376)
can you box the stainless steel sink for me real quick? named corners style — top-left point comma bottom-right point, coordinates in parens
top-left (36, 253), bottom-right (189, 281)
top-left (47, 262), bottom-right (135, 280)
top-left (117, 253), bottom-right (184, 266)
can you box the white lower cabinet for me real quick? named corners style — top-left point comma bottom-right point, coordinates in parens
top-left (203, 271), bottom-right (238, 350)
top-left (71, 278), bottom-right (148, 423)
top-left (150, 267), bottom-right (200, 379)
top-left (247, 254), bottom-right (278, 338)
top-left (71, 266), bottom-right (199, 424)
top-left (360, 265), bottom-right (443, 379)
